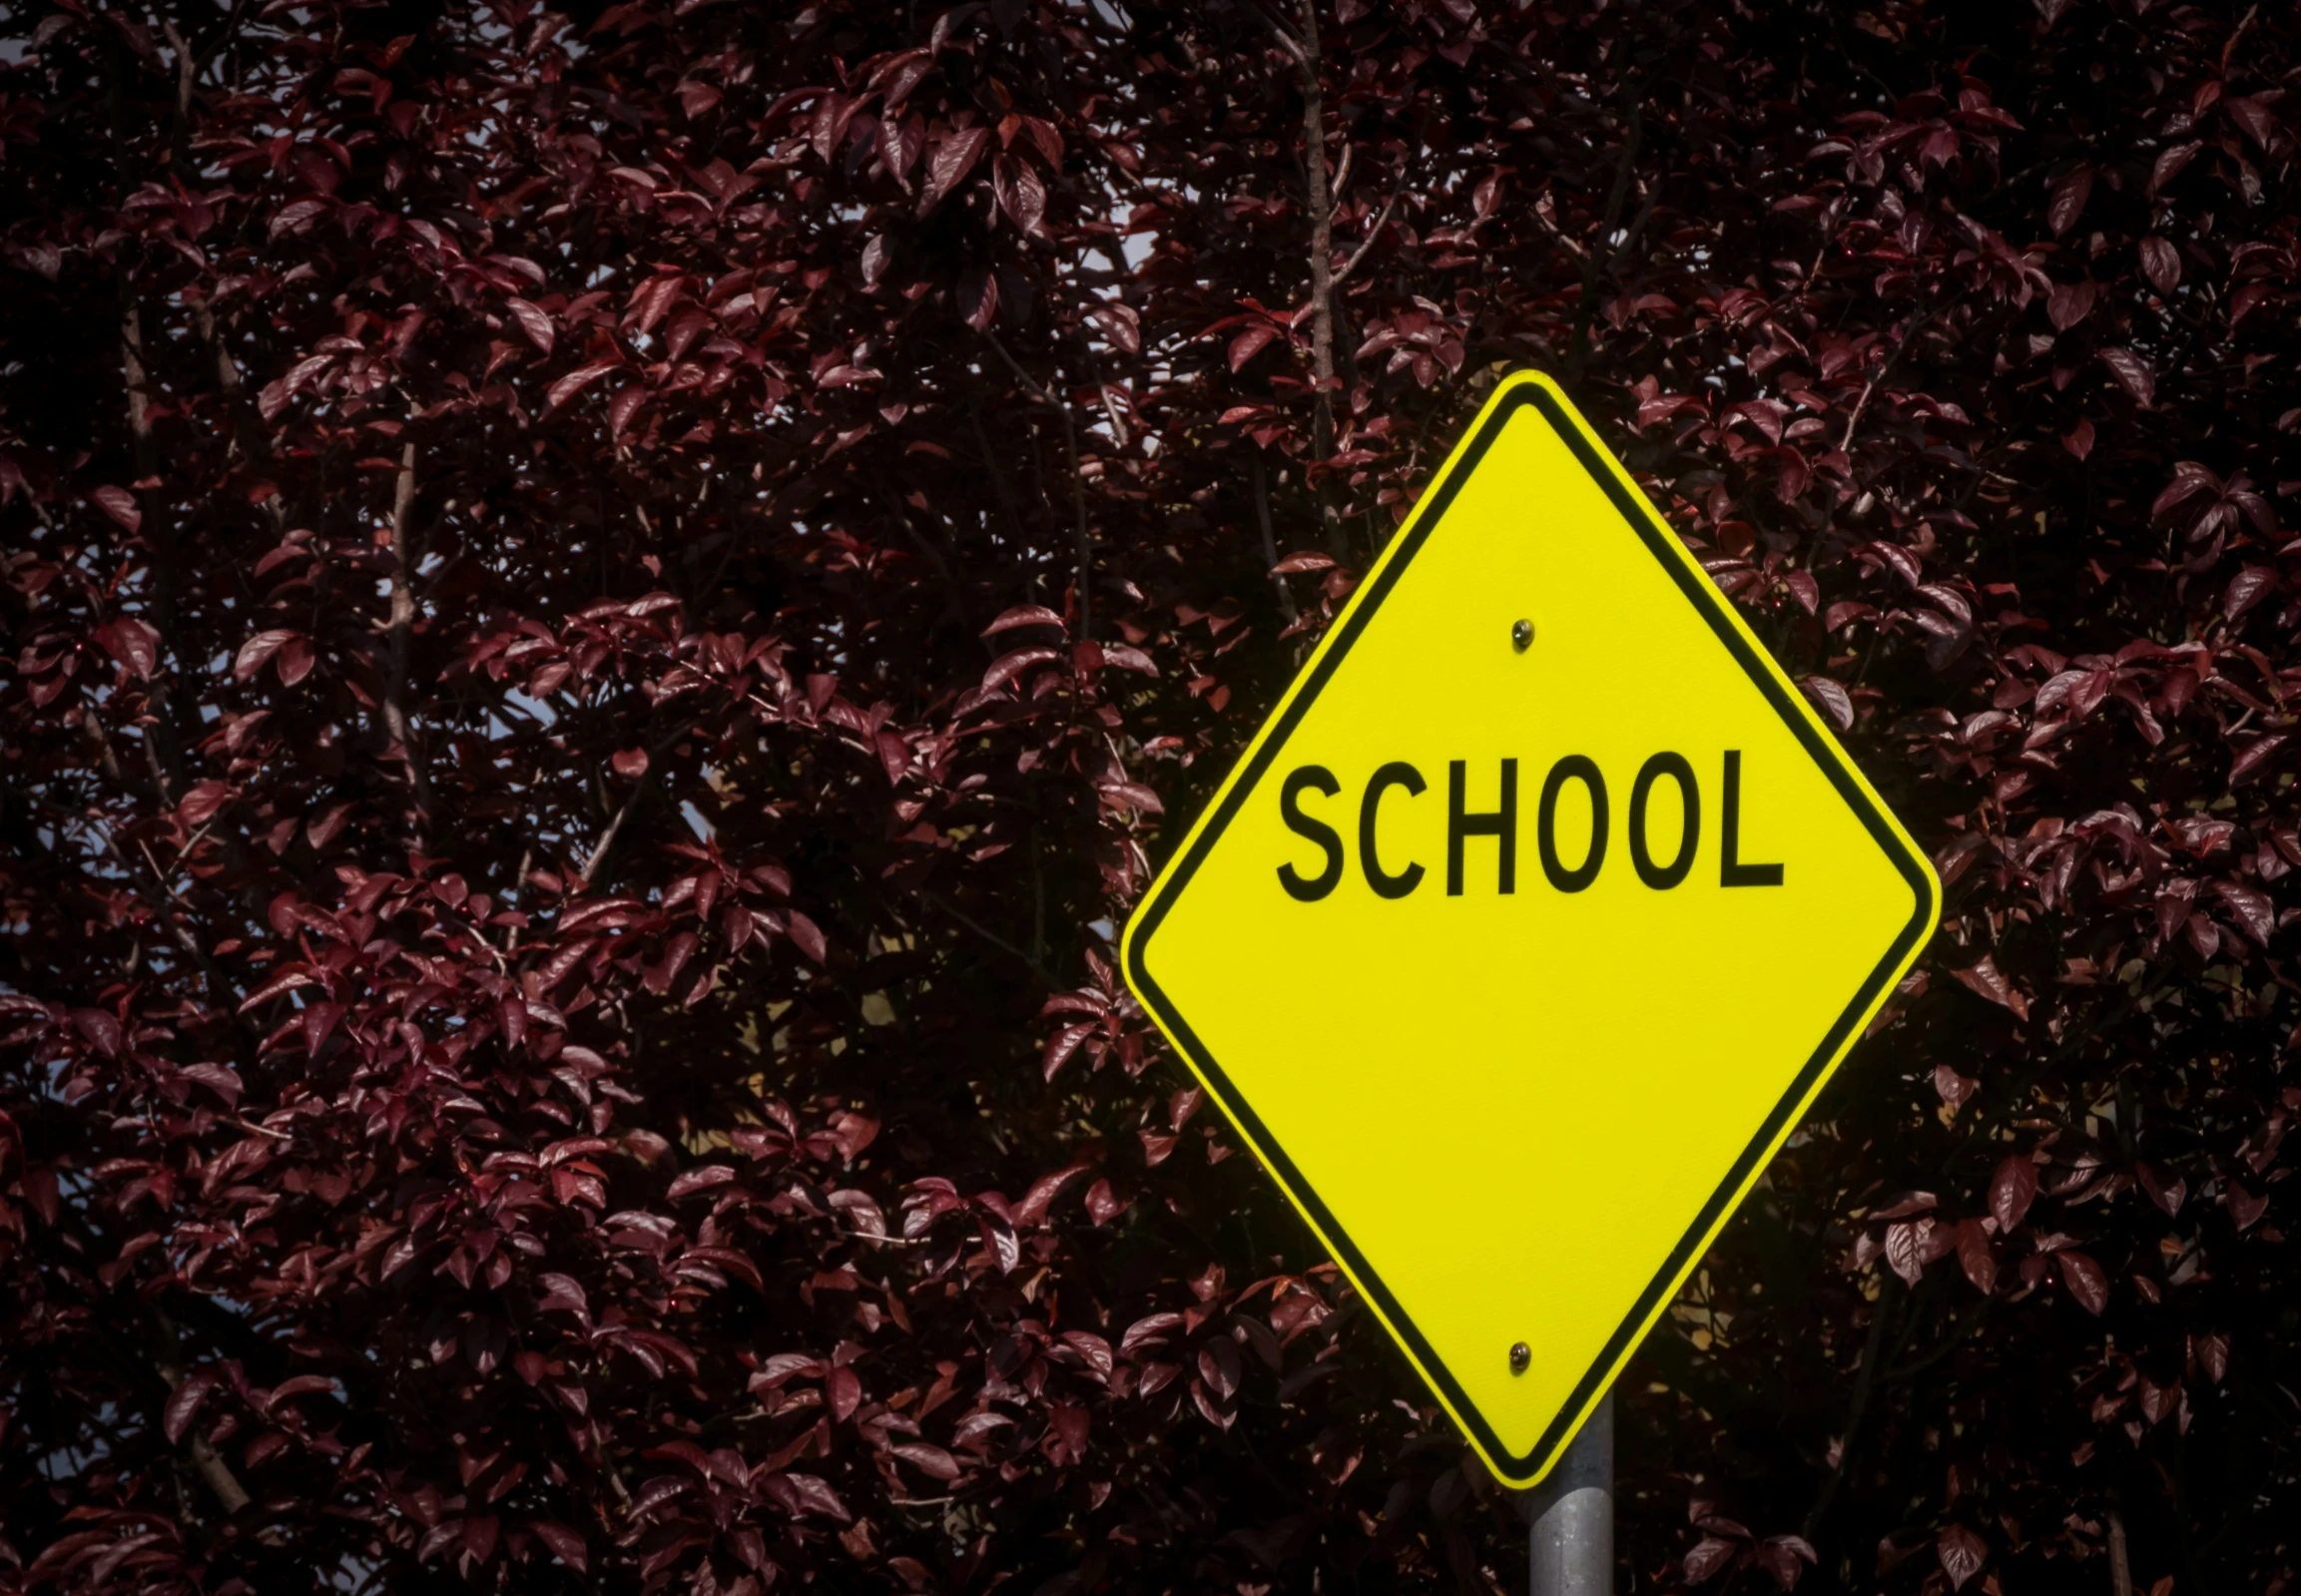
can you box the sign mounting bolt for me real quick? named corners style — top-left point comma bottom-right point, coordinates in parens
top-left (1509, 1341), bottom-right (1531, 1373)
top-left (1512, 619), bottom-right (1534, 652)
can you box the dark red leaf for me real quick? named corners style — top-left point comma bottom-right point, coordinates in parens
top-left (2101, 347), bottom-right (2156, 408)
top-left (1085, 1179), bottom-right (1129, 1226)
top-left (1884, 1219), bottom-right (1930, 1286)
top-left (93, 485), bottom-right (142, 532)
top-left (2137, 1162), bottom-right (2187, 1217)
top-left (95, 617), bottom-right (161, 679)
top-left (164, 1371), bottom-right (219, 1444)
top-left (2138, 237), bottom-right (2181, 295)
top-left (2225, 1184), bottom-right (2269, 1232)
top-left (826, 1363), bottom-right (862, 1420)
top-left (1951, 955), bottom-right (2027, 1020)
top-left (2046, 279), bottom-right (2094, 331)
top-left (2046, 165), bottom-right (2092, 235)
top-left (530, 1522), bottom-right (587, 1573)
top-left (507, 296), bottom-right (555, 354)
top-left (234, 629), bottom-right (296, 681)
top-left (2056, 1251), bottom-right (2108, 1315)
top-left (1682, 1537), bottom-right (1738, 1585)
top-left (545, 361), bottom-right (619, 412)
top-left (2213, 879), bottom-right (2275, 945)
top-left (981, 605), bottom-right (1067, 636)
top-left (1991, 1155), bottom-right (2038, 1233)
top-left (2224, 95), bottom-right (2277, 150)
top-left (891, 1442), bottom-right (960, 1480)
top-left (1937, 1525), bottom-right (1988, 1591)
top-left (666, 1164), bottom-right (735, 1200)
top-left (1800, 675), bottom-right (1854, 732)
top-left (982, 647), bottom-right (1061, 692)
top-left (2148, 141), bottom-right (2202, 195)
top-left (763, 1472), bottom-right (850, 1522)
top-left (785, 911), bottom-right (827, 963)
top-left (924, 126), bottom-right (989, 206)
top-left (1955, 1219), bottom-right (1997, 1295)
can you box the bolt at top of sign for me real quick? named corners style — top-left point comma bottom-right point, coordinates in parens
top-left (1121, 370), bottom-right (1938, 1488)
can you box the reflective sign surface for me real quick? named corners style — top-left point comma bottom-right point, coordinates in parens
top-left (1122, 370), bottom-right (1939, 1487)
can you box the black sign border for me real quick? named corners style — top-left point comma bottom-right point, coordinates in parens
top-left (1124, 375), bottom-right (1937, 1483)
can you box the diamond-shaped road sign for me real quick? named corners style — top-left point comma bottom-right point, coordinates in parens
top-left (1121, 370), bottom-right (1939, 1487)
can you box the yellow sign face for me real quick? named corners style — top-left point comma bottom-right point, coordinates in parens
top-left (1121, 371), bottom-right (1937, 1487)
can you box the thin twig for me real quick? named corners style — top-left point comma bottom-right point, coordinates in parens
top-left (137, 820), bottom-right (216, 894)
top-left (1839, 293), bottom-right (1969, 454)
top-left (920, 887), bottom-right (1056, 987)
top-left (980, 328), bottom-right (1093, 641)
top-left (1566, 83), bottom-right (1646, 385)
top-left (1529, 194), bottom-right (1591, 263)
top-left (72, 818), bottom-right (245, 1015)
top-left (579, 718), bottom-right (699, 884)
top-left (871, 479), bottom-right (982, 643)
top-left (1332, 191), bottom-right (1399, 288)
top-left (1251, 455), bottom-right (1299, 624)
top-left (1096, 383), bottom-right (1132, 450)
top-left (843, 1228), bottom-right (928, 1248)
top-left (966, 402), bottom-right (1034, 551)
top-left (583, 780), bottom-right (648, 885)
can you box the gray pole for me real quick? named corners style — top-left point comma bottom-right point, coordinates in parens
top-left (1526, 1391), bottom-right (1613, 1596)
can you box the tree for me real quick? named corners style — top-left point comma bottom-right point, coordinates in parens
top-left (1, 0), bottom-right (2296, 1592)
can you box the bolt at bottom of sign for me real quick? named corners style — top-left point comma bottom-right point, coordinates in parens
top-left (1510, 1340), bottom-right (1532, 1372)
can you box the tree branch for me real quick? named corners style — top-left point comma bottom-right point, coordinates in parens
top-left (1291, 0), bottom-right (1343, 557)
top-left (1804, 1274), bottom-right (1899, 1540)
top-left (149, 1308), bottom-right (263, 1528)
top-left (118, 291), bottom-right (196, 785)
top-left (381, 439), bottom-right (435, 838)
top-left (1241, 0), bottom-right (1310, 66)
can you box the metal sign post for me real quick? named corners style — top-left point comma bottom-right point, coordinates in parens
top-left (1526, 1392), bottom-right (1612, 1596)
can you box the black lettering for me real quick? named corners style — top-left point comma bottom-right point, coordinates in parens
top-left (1360, 762), bottom-right (1427, 898)
top-left (1721, 750), bottom-right (1784, 886)
top-left (1537, 756), bottom-right (1608, 892)
top-left (1447, 759), bottom-right (1518, 895)
top-left (1276, 766), bottom-right (1345, 901)
top-left (1628, 753), bottom-right (1700, 889)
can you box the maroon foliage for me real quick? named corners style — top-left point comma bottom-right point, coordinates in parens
top-left (2, 2), bottom-right (2298, 1594)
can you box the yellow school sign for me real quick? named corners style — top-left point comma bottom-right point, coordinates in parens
top-left (1121, 371), bottom-right (1938, 1487)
